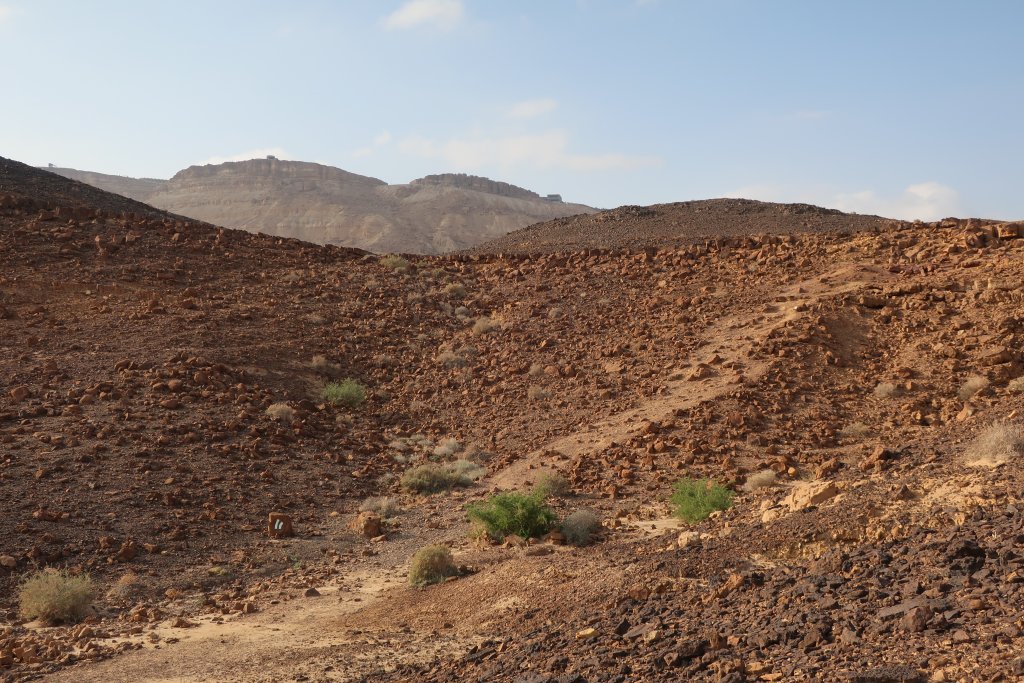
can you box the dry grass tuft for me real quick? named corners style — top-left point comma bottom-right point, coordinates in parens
top-left (266, 402), bottom-right (295, 422)
top-left (400, 463), bottom-right (472, 494)
top-left (839, 422), bottom-right (872, 440)
top-left (873, 382), bottom-right (899, 399)
top-left (1009, 376), bottom-right (1024, 394)
top-left (528, 385), bottom-right (552, 401)
top-left (443, 283), bottom-right (467, 298)
top-left (965, 421), bottom-right (1024, 468)
top-left (533, 471), bottom-right (571, 499)
top-left (360, 496), bottom-right (401, 518)
top-left (959, 375), bottom-right (989, 401)
top-left (409, 545), bottom-right (458, 587)
top-left (471, 316), bottom-right (498, 336)
top-left (743, 469), bottom-right (777, 492)
top-left (18, 570), bottom-right (94, 624)
top-left (561, 510), bottom-right (601, 546)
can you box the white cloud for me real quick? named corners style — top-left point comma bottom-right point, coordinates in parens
top-left (508, 98), bottom-right (558, 119)
top-left (724, 180), bottom-right (961, 221)
top-left (353, 131), bottom-right (393, 159)
top-left (198, 148), bottom-right (289, 165)
top-left (383, 0), bottom-right (463, 30)
top-left (832, 182), bottom-right (961, 220)
top-left (398, 130), bottom-right (661, 172)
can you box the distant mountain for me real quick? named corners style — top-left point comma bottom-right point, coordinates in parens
top-left (45, 160), bottom-right (594, 254)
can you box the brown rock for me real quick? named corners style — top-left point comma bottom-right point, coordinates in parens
top-left (349, 512), bottom-right (383, 539)
top-left (783, 481), bottom-right (839, 511)
top-left (9, 385), bottom-right (29, 402)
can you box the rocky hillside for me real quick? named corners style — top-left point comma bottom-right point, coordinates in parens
top-left (469, 198), bottom-right (894, 254)
top-left (44, 160), bottom-right (594, 254)
top-left (3, 158), bottom-right (1024, 682)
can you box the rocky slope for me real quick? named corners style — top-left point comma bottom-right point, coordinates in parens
top-left (3, 156), bottom-right (1024, 682)
top-left (45, 161), bottom-right (594, 254)
top-left (468, 198), bottom-right (894, 254)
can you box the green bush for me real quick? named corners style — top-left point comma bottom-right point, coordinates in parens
top-left (18, 570), bottom-right (94, 624)
top-left (400, 463), bottom-right (472, 494)
top-left (670, 478), bottom-right (733, 524)
top-left (409, 545), bottom-right (458, 587)
top-left (467, 492), bottom-right (556, 541)
top-left (561, 510), bottom-right (601, 546)
top-left (322, 379), bottom-right (366, 408)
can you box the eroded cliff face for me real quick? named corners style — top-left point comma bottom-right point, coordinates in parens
top-left (47, 159), bottom-right (594, 254)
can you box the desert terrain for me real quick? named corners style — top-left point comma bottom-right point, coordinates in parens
top-left (2, 154), bottom-right (1024, 683)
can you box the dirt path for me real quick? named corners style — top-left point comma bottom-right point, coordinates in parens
top-left (47, 262), bottom-right (888, 683)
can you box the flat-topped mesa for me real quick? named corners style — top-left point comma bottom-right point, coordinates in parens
top-left (171, 158), bottom-right (387, 188)
top-left (410, 173), bottom-right (541, 201)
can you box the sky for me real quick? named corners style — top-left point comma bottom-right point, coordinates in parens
top-left (1, 0), bottom-right (1022, 219)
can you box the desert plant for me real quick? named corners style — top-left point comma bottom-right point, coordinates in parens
top-left (873, 382), bottom-right (899, 399)
top-left (1009, 376), bottom-right (1024, 394)
top-left (400, 463), bottom-right (472, 494)
top-left (670, 478), bottom-right (733, 524)
top-left (266, 402), bottom-right (295, 422)
top-left (528, 363), bottom-right (544, 377)
top-left (360, 496), bottom-right (400, 518)
top-left (408, 545), bottom-right (458, 587)
top-left (533, 471), bottom-right (571, 499)
top-left (959, 375), bottom-right (989, 401)
top-left (965, 421), bottom-right (1024, 467)
top-left (322, 379), bottom-right (366, 408)
top-left (18, 569), bottom-right (94, 624)
top-left (310, 354), bottom-right (331, 373)
top-left (561, 510), bottom-right (601, 546)
top-left (472, 316), bottom-right (497, 336)
top-left (379, 254), bottom-right (412, 273)
top-left (444, 283), bottom-right (467, 298)
top-left (839, 422), bottom-right (872, 439)
top-left (466, 492), bottom-right (556, 541)
top-left (742, 469), bottom-right (777, 492)
top-left (433, 438), bottom-right (461, 459)
top-left (450, 459), bottom-right (486, 481)
top-left (527, 385), bottom-right (551, 401)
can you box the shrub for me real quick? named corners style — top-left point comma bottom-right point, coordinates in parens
top-left (1009, 377), bottom-right (1024, 394)
top-left (670, 478), bottom-right (733, 524)
top-left (18, 570), bottom-right (94, 624)
top-left (467, 492), bottom-right (556, 541)
top-left (379, 255), bottom-right (412, 273)
top-left (959, 375), bottom-right (989, 401)
top-left (266, 402), bottom-right (295, 422)
top-left (873, 382), bottom-right (899, 399)
top-left (839, 422), bottom-right (871, 439)
top-left (561, 510), bottom-right (601, 546)
top-left (400, 463), bottom-right (472, 494)
top-left (742, 470), bottom-right (777, 492)
top-left (432, 438), bottom-right (461, 459)
top-left (444, 283), bottom-right (467, 298)
top-left (965, 421), bottom-right (1024, 467)
top-left (528, 363), bottom-right (544, 377)
top-left (360, 496), bottom-right (400, 518)
top-left (450, 459), bottom-right (486, 481)
top-left (527, 385), bottom-right (551, 401)
top-left (310, 354), bottom-right (331, 373)
top-left (533, 471), bottom-right (570, 499)
top-left (472, 316), bottom-right (498, 336)
top-left (322, 379), bottom-right (366, 408)
top-left (409, 545), bottom-right (458, 587)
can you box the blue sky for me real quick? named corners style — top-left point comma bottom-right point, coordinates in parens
top-left (1, 1), bottom-right (1021, 219)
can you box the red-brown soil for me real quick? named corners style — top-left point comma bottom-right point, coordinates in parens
top-left (2, 156), bottom-right (1024, 682)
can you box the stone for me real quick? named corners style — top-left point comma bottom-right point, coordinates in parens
top-left (575, 627), bottom-right (598, 640)
top-left (268, 512), bottom-right (293, 538)
top-left (349, 512), bottom-right (382, 539)
top-left (0, 555), bottom-right (17, 569)
top-left (304, 587), bottom-right (321, 597)
top-left (900, 606), bottom-right (932, 632)
top-left (677, 531), bottom-right (700, 549)
top-left (783, 481), bottom-right (839, 511)
top-left (9, 385), bottom-right (29, 402)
